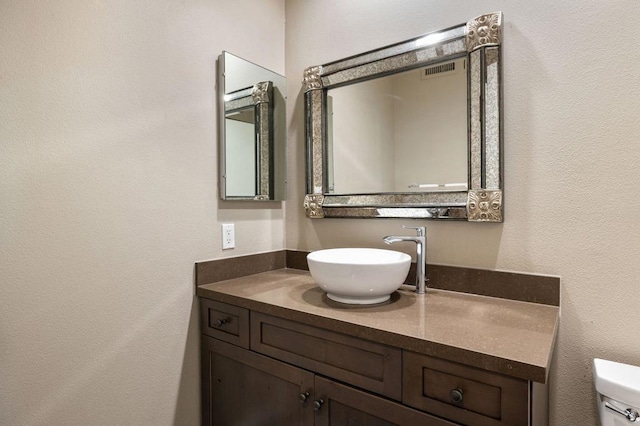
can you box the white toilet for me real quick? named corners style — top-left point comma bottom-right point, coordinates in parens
top-left (593, 358), bottom-right (640, 425)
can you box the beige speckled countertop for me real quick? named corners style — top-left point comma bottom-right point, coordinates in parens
top-left (196, 268), bottom-right (559, 383)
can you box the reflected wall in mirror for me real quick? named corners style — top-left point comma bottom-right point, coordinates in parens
top-left (303, 12), bottom-right (503, 221)
top-left (218, 52), bottom-right (286, 200)
top-left (328, 58), bottom-right (468, 194)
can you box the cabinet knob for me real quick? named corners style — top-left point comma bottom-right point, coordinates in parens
top-left (299, 392), bottom-right (310, 404)
top-left (215, 318), bottom-right (228, 327)
top-left (450, 388), bottom-right (464, 403)
top-left (313, 399), bottom-right (324, 411)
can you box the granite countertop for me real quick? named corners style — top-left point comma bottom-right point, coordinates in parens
top-left (196, 268), bottom-right (559, 384)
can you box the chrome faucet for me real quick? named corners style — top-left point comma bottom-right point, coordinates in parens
top-left (383, 225), bottom-right (427, 294)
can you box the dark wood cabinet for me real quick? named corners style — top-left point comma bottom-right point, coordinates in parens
top-left (202, 336), bottom-right (456, 426)
top-left (202, 336), bottom-right (314, 426)
top-left (314, 376), bottom-right (457, 426)
top-left (201, 300), bottom-right (533, 426)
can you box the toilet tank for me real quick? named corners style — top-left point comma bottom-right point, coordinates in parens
top-left (593, 358), bottom-right (640, 425)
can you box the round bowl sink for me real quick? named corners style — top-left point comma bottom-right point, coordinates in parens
top-left (307, 248), bottom-right (411, 304)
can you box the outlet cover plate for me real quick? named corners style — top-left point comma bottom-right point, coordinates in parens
top-left (222, 223), bottom-right (235, 249)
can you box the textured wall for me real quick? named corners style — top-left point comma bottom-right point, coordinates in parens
top-left (0, 0), bottom-right (284, 424)
top-left (285, 1), bottom-right (640, 424)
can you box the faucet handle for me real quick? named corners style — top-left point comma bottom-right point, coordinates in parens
top-left (402, 225), bottom-right (425, 236)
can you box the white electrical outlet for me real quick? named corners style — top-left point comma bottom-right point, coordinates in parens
top-left (222, 223), bottom-right (235, 249)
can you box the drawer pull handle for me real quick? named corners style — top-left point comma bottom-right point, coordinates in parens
top-left (313, 399), bottom-right (324, 411)
top-left (215, 318), bottom-right (228, 327)
top-left (299, 392), bottom-right (310, 404)
top-left (450, 388), bottom-right (464, 403)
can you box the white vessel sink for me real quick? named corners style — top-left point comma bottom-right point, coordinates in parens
top-left (307, 248), bottom-right (411, 304)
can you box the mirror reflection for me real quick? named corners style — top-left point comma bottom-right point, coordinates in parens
top-left (327, 57), bottom-right (467, 194)
top-left (218, 52), bottom-right (286, 200)
top-left (225, 108), bottom-right (256, 196)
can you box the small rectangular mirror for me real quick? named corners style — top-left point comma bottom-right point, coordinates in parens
top-left (218, 52), bottom-right (286, 201)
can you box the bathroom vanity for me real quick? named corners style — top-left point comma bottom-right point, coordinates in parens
top-left (196, 254), bottom-right (559, 426)
top-left (201, 10), bottom-right (549, 424)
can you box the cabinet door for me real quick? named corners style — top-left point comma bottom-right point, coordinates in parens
top-left (313, 376), bottom-right (458, 426)
top-left (202, 336), bottom-right (315, 426)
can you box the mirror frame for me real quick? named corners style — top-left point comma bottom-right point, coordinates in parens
top-left (303, 12), bottom-right (503, 222)
top-left (221, 81), bottom-right (274, 200)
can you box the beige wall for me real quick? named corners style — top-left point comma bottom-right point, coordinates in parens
top-left (285, 1), bottom-right (640, 425)
top-left (392, 61), bottom-right (468, 190)
top-left (0, 0), bottom-right (284, 424)
top-left (329, 78), bottom-right (396, 193)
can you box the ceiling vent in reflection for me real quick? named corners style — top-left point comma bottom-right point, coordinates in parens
top-left (421, 59), bottom-right (463, 80)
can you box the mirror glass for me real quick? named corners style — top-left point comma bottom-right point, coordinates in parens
top-left (303, 12), bottom-right (503, 221)
top-left (218, 51), bottom-right (286, 200)
top-left (327, 57), bottom-right (467, 194)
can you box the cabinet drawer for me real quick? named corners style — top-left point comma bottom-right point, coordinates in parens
top-left (200, 299), bottom-right (249, 348)
top-left (251, 312), bottom-right (402, 401)
top-left (403, 351), bottom-right (529, 426)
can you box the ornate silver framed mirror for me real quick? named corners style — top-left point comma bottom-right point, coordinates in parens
top-left (219, 51), bottom-right (286, 201)
top-left (303, 12), bottom-right (503, 221)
